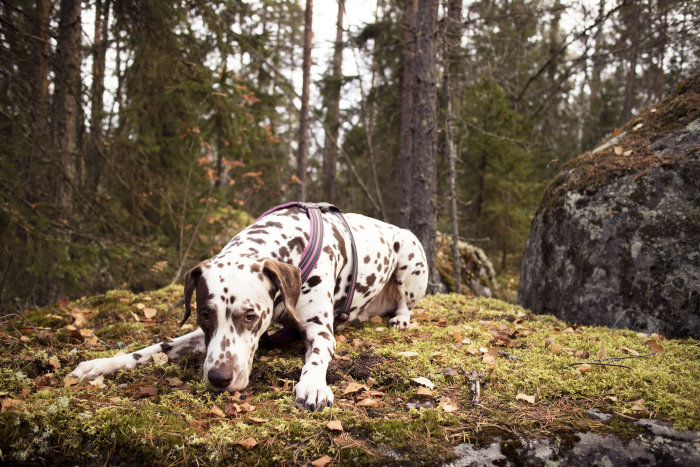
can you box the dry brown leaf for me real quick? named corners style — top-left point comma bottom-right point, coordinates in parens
top-left (135, 303), bottom-right (146, 310)
top-left (336, 335), bottom-right (347, 343)
top-left (132, 386), bottom-right (157, 399)
top-left (544, 337), bottom-right (554, 349)
top-left (206, 405), bottom-right (225, 418)
top-left (551, 342), bottom-right (562, 354)
top-left (466, 346), bottom-right (480, 355)
top-left (247, 416), bottom-right (269, 424)
top-left (311, 455), bottom-right (333, 467)
top-left (88, 375), bottom-right (106, 389)
top-left (368, 316), bottom-right (383, 323)
top-left (614, 145), bottom-right (624, 155)
top-left (352, 338), bottom-right (365, 348)
top-left (411, 377), bottom-right (435, 389)
top-left (631, 399), bottom-right (647, 412)
top-left (326, 420), bottom-right (343, 432)
top-left (357, 397), bottom-right (380, 408)
top-left (397, 351), bottom-right (418, 357)
top-left (578, 363), bottom-right (592, 374)
top-left (620, 347), bottom-right (639, 356)
top-left (342, 382), bottom-right (364, 395)
top-left (563, 327), bottom-right (575, 333)
top-left (334, 354), bottom-right (351, 361)
top-left (166, 377), bottom-right (183, 387)
top-left (483, 347), bottom-right (499, 365)
top-left (645, 339), bottom-right (664, 354)
top-left (451, 330), bottom-right (463, 342)
top-left (574, 350), bottom-right (590, 359)
top-left (237, 437), bottom-right (258, 450)
top-left (1, 398), bottom-right (24, 412)
top-left (516, 393), bottom-right (536, 404)
top-left (604, 395), bottom-right (618, 403)
top-left (439, 397), bottom-right (459, 413)
top-left (143, 307), bottom-right (157, 319)
top-left (596, 341), bottom-right (607, 359)
top-left (63, 376), bottom-right (79, 386)
top-left (416, 386), bottom-right (433, 397)
top-left (48, 358), bottom-right (61, 370)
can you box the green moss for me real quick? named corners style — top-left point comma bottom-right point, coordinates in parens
top-left (1, 289), bottom-right (699, 465)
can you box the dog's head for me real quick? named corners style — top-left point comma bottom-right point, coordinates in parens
top-left (181, 257), bottom-right (301, 391)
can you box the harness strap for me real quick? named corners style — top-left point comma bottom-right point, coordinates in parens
top-left (256, 202), bottom-right (357, 327)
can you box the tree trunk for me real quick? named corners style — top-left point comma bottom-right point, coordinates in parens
top-left (296, 0), bottom-right (313, 202)
top-left (30, 0), bottom-right (51, 139)
top-left (411, 0), bottom-right (439, 293)
top-left (445, 0), bottom-right (462, 293)
top-left (52, 0), bottom-right (82, 216)
top-left (322, 0), bottom-right (344, 204)
top-left (397, 0), bottom-right (417, 228)
top-left (88, 0), bottom-right (111, 191)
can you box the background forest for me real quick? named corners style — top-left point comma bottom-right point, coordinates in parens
top-left (1, 0), bottom-right (698, 311)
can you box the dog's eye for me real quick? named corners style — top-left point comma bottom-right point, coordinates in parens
top-left (244, 310), bottom-right (256, 323)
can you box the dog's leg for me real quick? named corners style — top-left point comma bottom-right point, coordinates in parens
top-left (70, 329), bottom-right (205, 380)
top-left (293, 298), bottom-right (336, 411)
top-left (389, 230), bottom-right (429, 330)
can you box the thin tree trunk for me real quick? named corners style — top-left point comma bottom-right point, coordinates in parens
top-left (397, 0), bottom-right (417, 228)
top-left (411, 0), bottom-right (439, 293)
top-left (445, 0), bottom-right (462, 293)
top-left (52, 0), bottom-right (82, 216)
top-left (322, 0), bottom-right (344, 204)
top-left (88, 0), bottom-right (110, 191)
top-left (296, 0), bottom-right (313, 202)
top-left (31, 0), bottom-right (51, 139)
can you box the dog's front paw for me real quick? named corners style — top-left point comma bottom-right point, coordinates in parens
top-left (389, 315), bottom-right (411, 330)
top-left (294, 378), bottom-right (334, 411)
top-left (70, 355), bottom-right (130, 380)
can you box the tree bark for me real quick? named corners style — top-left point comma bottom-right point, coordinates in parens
top-left (322, 0), bottom-right (344, 204)
top-left (52, 0), bottom-right (82, 216)
top-left (88, 0), bottom-right (111, 191)
top-left (397, 0), bottom-right (417, 228)
top-left (445, 0), bottom-right (462, 293)
top-left (411, 0), bottom-right (439, 293)
top-left (296, 0), bottom-right (313, 202)
top-left (30, 0), bottom-right (51, 139)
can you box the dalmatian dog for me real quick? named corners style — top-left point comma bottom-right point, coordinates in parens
top-left (71, 205), bottom-right (428, 410)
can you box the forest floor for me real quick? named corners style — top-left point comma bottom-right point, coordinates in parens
top-left (1, 288), bottom-right (698, 465)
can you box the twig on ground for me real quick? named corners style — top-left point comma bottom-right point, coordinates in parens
top-left (562, 362), bottom-right (632, 369)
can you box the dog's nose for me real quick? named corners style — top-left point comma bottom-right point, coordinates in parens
top-left (207, 366), bottom-right (233, 389)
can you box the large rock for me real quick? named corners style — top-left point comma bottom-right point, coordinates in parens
top-left (436, 233), bottom-right (499, 298)
top-left (518, 78), bottom-right (700, 338)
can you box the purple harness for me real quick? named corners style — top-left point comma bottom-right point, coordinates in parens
top-left (257, 202), bottom-right (358, 331)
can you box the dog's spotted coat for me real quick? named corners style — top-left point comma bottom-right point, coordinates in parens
top-left (71, 207), bottom-right (428, 410)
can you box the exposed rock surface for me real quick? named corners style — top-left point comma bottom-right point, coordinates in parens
top-left (436, 233), bottom-right (499, 298)
top-left (518, 78), bottom-right (700, 338)
top-left (448, 419), bottom-right (700, 467)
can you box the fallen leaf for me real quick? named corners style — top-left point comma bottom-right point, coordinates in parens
top-left (48, 358), bottom-right (61, 370)
top-left (63, 376), bottom-right (79, 386)
top-left (544, 337), bottom-right (554, 349)
top-left (366, 377), bottom-right (376, 386)
top-left (356, 397), bottom-right (380, 408)
top-left (397, 351), bottom-right (418, 357)
top-left (152, 352), bottom-right (168, 366)
top-left (466, 346), bottom-right (480, 355)
top-left (563, 327), bottom-right (575, 333)
top-left (88, 375), bottom-right (106, 389)
top-left (578, 363), bottom-right (592, 374)
top-left (342, 382), bottom-right (364, 395)
top-left (143, 307), bottom-right (157, 319)
top-left (633, 123), bottom-right (644, 130)
top-left (411, 377), bottom-right (435, 389)
top-left (334, 354), bottom-right (351, 361)
top-left (1, 398), bottom-right (24, 412)
top-left (614, 146), bottom-right (623, 155)
top-left (551, 342), bottom-right (562, 355)
top-left (516, 393), bottom-right (536, 405)
top-left (165, 377), bottom-right (183, 387)
top-left (645, 339), bottom-right (664, 354)
top-left (205, 405), bottom-right (225, 418)
top-left (631, 399), bottom-right (647, 412)
top-left (596, 341), bottom-right (607, 359)
top-left (439, 397), bottom-right (459, 413)
top-left (247, 416), bottom-right (269, 424)
top-left (237, 437), bottom-right (258, 450)
top-left (311, 455), bottom-right (333, 467)
top-left (478, 347), bottom-right (489, 353)
top-left (368, 316), bottom-right (383, 323)
top-left (352, 338), bottom-right (365, 348)
top-left (326, 420), bottom-right (343, 432)
top-left (620, 347), bottom-right (639, 356)
top-left (336, 335), bottom-right (347, 343)
top-left (574, 350), bottom-right (590, 359)
top-left (604, 395), bottom-right (618, 403)
top-left (416, 386), bottom-right (433, 397)
top-left (483, 347), bottom-right (499, 365)
top-left (451, 330), bottom-right (463, 342)
top-left (132, 386), bottom-right (158, 399)
top-left (239, 402), bottom-right (255, 412)
top-left (135, 303), bottom-right (146, 310)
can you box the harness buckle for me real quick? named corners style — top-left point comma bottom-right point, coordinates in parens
top-left (300, 202), bottom-right (336, 213)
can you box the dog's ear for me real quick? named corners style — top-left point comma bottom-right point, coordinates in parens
top-left (263, 259), bottom-right (302, 324)
top-left (181, 263), bottom-right (205, 326)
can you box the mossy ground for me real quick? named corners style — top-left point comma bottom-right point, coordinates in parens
top-left (1, 288), bottom-right (698, 465)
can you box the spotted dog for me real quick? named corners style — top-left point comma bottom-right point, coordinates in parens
top-left (71, 206), bottom-right (428, 410)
